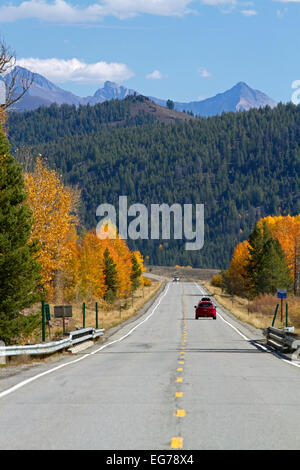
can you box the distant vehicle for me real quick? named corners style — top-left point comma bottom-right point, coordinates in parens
top-left (194, 300), bottom-right (216, 320)
top-left (173, 276), bottom-right (180, 282)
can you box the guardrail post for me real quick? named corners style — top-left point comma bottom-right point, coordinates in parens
top-left (95, 302), bottom-right (99, 329)
top-left (41, 300), bottom-right (46, 342)
top-left (82, 302), bottom-right (86, 328)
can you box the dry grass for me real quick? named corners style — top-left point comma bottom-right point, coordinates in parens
top-left (203, 281), bottom-right (300, 335)
top-left (38, 280), bottom-right (163, 342)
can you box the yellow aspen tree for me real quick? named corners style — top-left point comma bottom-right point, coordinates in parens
top-left (24, 155), bottom-right (79, 300)
top-left (79, 230), bottom-right (107, 300)
top-left (62, 228), bottom-right (82, 302)
top-left (225, 240), bottom-right (252, 296)
top-left (0, 107), bottom-right (7, 135)
top-left (112, 237), bottom-right (133, 297)
top-left (97, 220), bottom-right (133, 297)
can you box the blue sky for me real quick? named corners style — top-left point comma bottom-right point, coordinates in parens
top-left (0, 0), bottom-right (299, 103)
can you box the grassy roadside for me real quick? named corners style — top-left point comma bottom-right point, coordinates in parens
top-left (1, 279), bottom-right (163, 368)
top-left (202, 280), bottom-right (300, 336)
top-left (19, 279), bottom-right (163, 344)
top-left (69, 279), bottom-right (163, 334)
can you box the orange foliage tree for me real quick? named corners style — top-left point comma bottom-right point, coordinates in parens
top-left (224, 240), bottom-right (252, 297)
top-left (24, 155), bottom-right (79, 300)
top-left (0, 107), bottom-right (7, 135)
top-left (257, 215), bottom-right (300, 278)
top-left (23, 160), bottom-right (145, 304)
top-left (225, 214), bottom-right (300, 297)
top-left (63, 228), bottom-right (143, 303)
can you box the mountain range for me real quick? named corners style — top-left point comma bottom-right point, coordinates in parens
top-left (3, 66), bottom-right (277, 116)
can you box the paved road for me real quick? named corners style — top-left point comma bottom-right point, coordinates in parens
top-left (1, 281), bottom-right (300, 450)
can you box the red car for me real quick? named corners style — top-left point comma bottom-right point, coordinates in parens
top-left (194, 298), bottom-right (217, 320)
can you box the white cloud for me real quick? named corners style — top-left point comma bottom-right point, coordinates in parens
top-left (240, 8), bottom-right (258, 15)
top-left (0, 0), bottom-right (102, 23)
top-left (0, 0), bottom-right (194, 23)
top-left (101, 0), bottom-right (194, 18)
top-left (197, 67), bottom-right (212, 78)
top-left (17, 57), bottom-right (134, 83)
top-left (146, 70), bottom-right (167, 80)
top-left (276, 7), bottom-right (288, 17)
top-left (201, 0), bottom-right (236, 4)
top-left (0, 0), bottom-right (242, 23)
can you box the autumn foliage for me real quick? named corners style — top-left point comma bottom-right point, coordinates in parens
top-left (63, 229), bottom-right (143, 303)
top-left (24, 156), bottom-right (144, 303)
top-left (24, 156), bottom-right (79, 300)
top-left (257, 215), bottom-right (300, 278)
top-left (0, 107), bottom-right (7, 135)
top-left (224, 215), bottom-right (300, 298)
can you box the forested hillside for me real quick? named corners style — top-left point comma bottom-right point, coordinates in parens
top-left (7, 96), bottom-right (300, 269)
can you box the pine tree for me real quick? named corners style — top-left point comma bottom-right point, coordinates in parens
top-left (103, 248), bottom-right (119, 303)
top-left (0, 130), bottom-right (42, 343)
top-left (166, 99), bottom-right (174, 110)
top-left (131, 253), bottom-right (142, 292)
top-left (246, 222), bottom-right (292, 297)
top-left (258, 237), bottom-right (293, 295)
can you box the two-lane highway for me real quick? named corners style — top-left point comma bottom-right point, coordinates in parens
top-left (1, 281), bottom-right (300, 449)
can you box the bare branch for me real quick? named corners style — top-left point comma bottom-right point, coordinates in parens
top-left (0, 38), bottom-right (15, 75)
top-left (0, 37), bottom-right (35, 110)
top-left (2, 67), bottom-right (35, 110)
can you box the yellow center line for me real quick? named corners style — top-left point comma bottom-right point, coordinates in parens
top-left (171, 437), bottom-right (183, 449)
top-left (170, 285), bottom-right (186, 452)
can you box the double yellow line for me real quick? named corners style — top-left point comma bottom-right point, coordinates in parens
top-left (171, 284), bottom-right (187, 449)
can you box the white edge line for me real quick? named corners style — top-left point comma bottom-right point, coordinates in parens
top-left (0, 282), bottom-right (170, 399)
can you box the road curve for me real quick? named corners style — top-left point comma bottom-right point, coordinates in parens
top-left (1, 281), bottom-right (300, 450)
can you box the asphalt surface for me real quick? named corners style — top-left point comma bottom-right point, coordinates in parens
top-left (1, 281), bottom-right (300, 450)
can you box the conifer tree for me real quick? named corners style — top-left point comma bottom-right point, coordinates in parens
top-left (103, 247), bottom-right (119, 302)
top-left (0, 130), bottom-right (42, 343)
top-left (131, 253), bottom-right (142, 292)
top-left (246, 222), bottom-right (292, 297)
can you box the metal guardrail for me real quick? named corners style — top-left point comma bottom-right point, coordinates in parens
top-left (263, 326), bottom-right (300, 352)
top-left (0, 327), bottom-right (104, 358)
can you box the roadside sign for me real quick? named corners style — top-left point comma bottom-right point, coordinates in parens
top-left (277, 289), bottom-right (287, 299)
top-left (54, 305), bottom-right (72, 334)
top-left (54, 305), bottom-right (72, 318)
